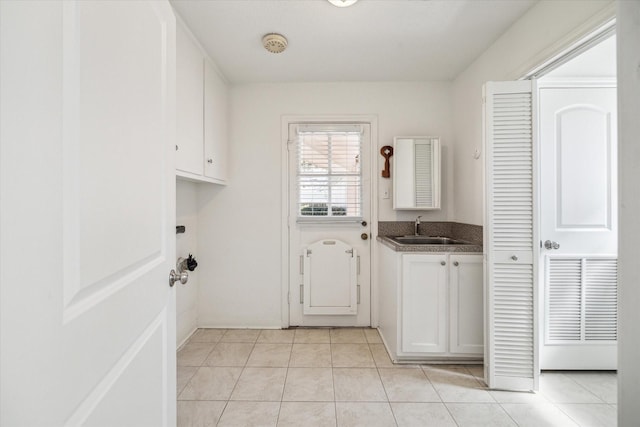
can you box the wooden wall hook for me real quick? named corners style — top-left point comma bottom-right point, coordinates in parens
top-left (380, 145), bottom-right (393, 178)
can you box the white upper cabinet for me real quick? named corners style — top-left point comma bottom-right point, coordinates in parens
top-left (203, 58), bottom-right (228, 183)
top-left (176, 20), bottom-right (228, 184)
top-left (393, 137), bottom-right (441, 210)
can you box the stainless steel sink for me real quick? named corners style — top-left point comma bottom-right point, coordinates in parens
top-left (389, 236), bottom-right (472, 245)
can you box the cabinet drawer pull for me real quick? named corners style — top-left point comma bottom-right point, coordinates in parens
top-left (207, 158), bottom-right (213, 164)
top-left (453, 261), bottom-right (459, 266)
top-left (440, 261), bottom-right (446, 266)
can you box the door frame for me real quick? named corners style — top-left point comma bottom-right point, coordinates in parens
top-left (280, 115), bottom-right (379, 328)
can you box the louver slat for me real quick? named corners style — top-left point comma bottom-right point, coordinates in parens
top-left (493, 265), bottom-right (534, 378)
top-left (585, 259), bottom-right (617, 341)
top-left (545, 257), bottom-right (618, 344)
top-left (414, 142), bottom-right (433, 207)
top-left (547, 259), bottom-right (582, 342)
top-left (485, 81), bottom-right (536, 391)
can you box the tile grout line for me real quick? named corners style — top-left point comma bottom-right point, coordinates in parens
top-left (370, 342), bottom-right (400, 427)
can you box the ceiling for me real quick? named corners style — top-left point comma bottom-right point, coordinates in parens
top-left (170, 0), bottom-right (537, 84)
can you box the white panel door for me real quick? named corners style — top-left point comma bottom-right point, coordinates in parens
top-left (288, 122), bottom-right (372, 327)
top-left (539, 85), bottom-right (617, 369)
top-left (401, 254), bottom-right (448, 353)
top-left (484, 80), bottom-right (538, 391)
top-left (1, 2), bottom-right (176, 425)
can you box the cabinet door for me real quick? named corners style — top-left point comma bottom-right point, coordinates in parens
top-left (176, 23), bottom-right (204, 175)
top-left (203, 59), bottom-right (228, 182)
top-left (450, 254), bottom-right (484, 354)
top-left (402, 254), bottom-right (448, 353)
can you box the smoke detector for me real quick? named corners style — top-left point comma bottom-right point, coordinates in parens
top-left (262, 33), bottom-right (288, 54)
top-left (328, 0), bottom-right (359, 7)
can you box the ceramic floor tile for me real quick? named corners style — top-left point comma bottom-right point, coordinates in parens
top-left (557, 403), bottom-right (617, 427)
top-left (364, 328), bottom-right (383, 343)
top-left (277, 402), bottom-right (336, 427)
top-left (466, 365), bottom-right (484, 381)
top-left (391, 402), bottom-right (457, 427)
top-left (178, 366), bottom-right (242, 401)
top-left (378, 368), bottom-right (440, 402)
top-left (282, 368), bottom-right (334, 402)
top-left (177, 366), bottom-right (198, 394)
top-left (422, 366), bottom-right (494, 403)
top-left (294, 328), bottom-right (331, 344)
top-left (220, 329), bottom-right (261, 343)
top-left (501, 403), bottom-right (580, 427)
top-left (563, 372), bottom-right (618, 404)
top-left (204, 342), bottom-right (254, 367)
top-left (333, 368), bottom-right (387, 402)
top-left (539, 373), bottom-right (604, 404)
top-left (177, 401), bottom-right (226, 427)
top-left (331, 344), bottom-right (375, 368)
top-left (446, 403), bottom-right (517, 427)
top-left (189, 328), bottom-right (227, 343)
top-left (177, 342), bottom-right (216, 367)
top-left (230, 367), bottom-right (287, 401)
top-left (289, 343), bottom-right (332, 367)
top-left (369, 344), bottom-right (394, 368)
top-left (257, 329), bottom-right (295, 344)
top-left (489, 389), bottom-right (549, 404)
top-left (246, 344), bottom-right (292, 367)
top-left (335, 402), bottom-right (396, 427)
top-left (330, 328), bottom-right (367, 343)
top-left (217, 401), bottom-right (280, 427)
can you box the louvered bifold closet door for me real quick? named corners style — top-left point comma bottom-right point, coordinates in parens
top-left (484, 80), bottom-right (538, 391)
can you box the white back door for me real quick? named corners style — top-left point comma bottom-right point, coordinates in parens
top-left (1, 2), bottom-right (177, 425)
top-left (484, 80), bottom-right (538, 391)
top-left (539, 83), bottom-right (617, 369)
top-left (288, 122), bottom-right (372, 327)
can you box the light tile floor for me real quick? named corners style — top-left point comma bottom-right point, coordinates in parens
top-left (177, 328), bottom-right (617, 427)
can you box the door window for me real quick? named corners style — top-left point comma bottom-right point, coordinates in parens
top-left (295, 125), bottom-right (362, 221)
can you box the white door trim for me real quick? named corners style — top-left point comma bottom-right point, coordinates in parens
top-left (280, 115), bottom-right (379, 328)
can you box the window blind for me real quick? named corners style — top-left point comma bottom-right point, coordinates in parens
top-left (295, 125), bottom-right (363, 221)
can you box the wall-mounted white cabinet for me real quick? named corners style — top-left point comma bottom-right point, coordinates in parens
top-left (393, 137), bottom-right (440, 210)
top-left (176, 21), bottom-right (227, 185)
top-left (378, 244), bottom-right (483, 361)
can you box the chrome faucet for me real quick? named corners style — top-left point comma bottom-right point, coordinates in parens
top-left (415, 215), bottom-right (422, 236)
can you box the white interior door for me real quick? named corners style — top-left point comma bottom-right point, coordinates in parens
top-left (1, 2), bottom-right (177, 425)
top-left (288, 122), bottom-right (371, 327)
top-left (484, 80), bottom-right (538, 391)
top-left (539, 83), bottom-right (618, 370)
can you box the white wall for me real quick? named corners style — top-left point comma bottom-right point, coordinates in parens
top-left (176, 180), bottom-right (199, 345)
top-left (617, 1), bottom-right (640, 424)
top-left (451, 0), bottom-right (615, 225)
top-left (196, 82), bottom-right (452, 327)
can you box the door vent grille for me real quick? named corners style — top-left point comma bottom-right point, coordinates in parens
top-left (546, 257), bottom-right (617, 343)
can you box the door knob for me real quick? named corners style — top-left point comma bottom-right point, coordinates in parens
top-left (169, 269), bottom-right (188, 287)
top-left (544, 240), bottom-right (560, 250)
top-left (361, 233), bottom-right (369, 240)
top-left (361, 220), bottom-right (367, 227)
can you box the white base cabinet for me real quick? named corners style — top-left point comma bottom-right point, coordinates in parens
top-left (379, 244), bottom-right (483, 361)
